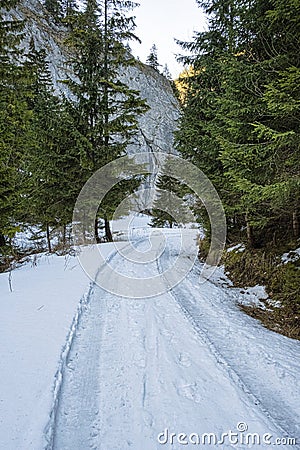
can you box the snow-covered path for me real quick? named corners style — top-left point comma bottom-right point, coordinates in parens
top-left (50, 232), bottom-right (300, 450)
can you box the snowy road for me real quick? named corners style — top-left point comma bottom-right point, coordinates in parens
top-left (49, 231), bottom-right (300, 450)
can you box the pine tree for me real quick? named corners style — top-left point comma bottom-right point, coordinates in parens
top-left (253, 0), bottom-right (300, 239)
top-left (176, 0), bottom-right (300, 247)
top-left (151, 157), bottom-right (191, 228)
top-left (176, 0), bottom-right (252, 240)
top-left (23, 39), bottom-right (89, 252)
top-left (146, 44), bottom-right (159, 70)
top-left (151, 176), bottom-right (181, 228)
top-left (175, 16), bottom-right (226, 238)
top-left (65, 0), bottom-right (149, 241)
top-left (0, 0), bottom-right (33, 248)
top-left (212, 0), bottom-right (300, 245)
top-left (162, 64), bottom-right (172, 80)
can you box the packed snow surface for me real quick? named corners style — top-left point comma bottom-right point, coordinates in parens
top-left (0, 219), bottom-right (299, 449)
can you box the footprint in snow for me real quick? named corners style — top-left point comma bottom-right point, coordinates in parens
top-left (178, 352), bottom-right (191, 368)
top-left (177, 382), bottom-right (202, 403)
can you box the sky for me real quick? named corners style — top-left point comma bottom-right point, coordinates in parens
top-left (130, 0), bottom-right (207, 79)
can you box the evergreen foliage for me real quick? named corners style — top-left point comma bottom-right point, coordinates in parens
top-left (22, 39), bottom-right (89, 251)
top-left (1, 0), bottom-right (299, 267)
top-left (0, 0), bottom-right (33, 247)
top-left (146, 44), bottom-right (159, 71)
top-left (44, 0), bottom-right (64, 22)
top-left (174, 0), bottom-right (300, 334)
top-left (151, 156), bottom-right (192, 229)
top-left (175, 0), bottom-right (300, 248)
top-left (64, 0), bottom-right (149, 241)
top-left (1, 0), bottom-right (149, 251)
top-left (162, 64), bottom-right (172, 80)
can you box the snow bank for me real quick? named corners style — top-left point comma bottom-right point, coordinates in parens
top-left (281, 247), bottom-right (300, 264)
top-left (0, 253), bottom-right (90, 449)
top-left (208, 265), bottom-right (269, 309)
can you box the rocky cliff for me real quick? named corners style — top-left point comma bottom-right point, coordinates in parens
top-left (11, 0), bottom-right (180, 156)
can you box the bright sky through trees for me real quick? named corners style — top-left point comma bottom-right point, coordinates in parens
top-left (130, 0), bottom-right (206, 79)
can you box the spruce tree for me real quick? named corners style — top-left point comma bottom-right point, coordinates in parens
top-left (253, 0), bottom-right (300, 239)
top-left (162, 64), bottom-right (172, 80)
top-left (65, 0), bottom-right (149, 241)
top-left (175, 0), bottom-right (300, 246)
top-left (146, 44), bottom-right (159, 70)
top-left (151, 157), bottom-right (191, 229)
top-left (23, 39), bottom-right (89, 252)
top-left (151, 175), bottom-right (182, 229)
top-left (0, 0), bottom-right (33, 248)
top-left (175, 11), bottom-right (227, 241)
top-left (212, 0), bottom-right (300, 245)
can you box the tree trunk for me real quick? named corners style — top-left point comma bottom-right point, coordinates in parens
top-left (0, 233), bottom-right (5, 247)
top-left (293, 211), bottom-right (299, 238)
top-left (104, 218), bottom-right (113, 242)
top-left (62, 224), bottom-right (67, 247)
top-left (95, 217), bottom-right (100, 243)
top-left (103, 0), bottom-right (110, 162)
top-left (245, 213), bottom-right (254, 248)
top-left (46, 224), bottom-right (52, 253)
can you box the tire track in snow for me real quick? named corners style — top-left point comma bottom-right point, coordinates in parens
top-left (44, 281), bottom-right (95, 449)
top-left (48, 238), bottom-right (151, 449)
top-left (179, 275), bottom-right (300, 441)
top-left (44, 243), bottom-right (136, 449)
top-left (157, 246), bottom-right (299, 443)
top-left (47, 235), bottom-right (299, 449)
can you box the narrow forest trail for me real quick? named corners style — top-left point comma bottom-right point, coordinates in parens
top-left (50, 231), bottom-right (300, 450)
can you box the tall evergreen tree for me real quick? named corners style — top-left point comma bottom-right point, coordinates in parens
top-left (162, 64), bottom-right (172, 80)
top-left (23, 39), bottom-right (90, 252)
top-left (151, 156), bottom-right (191, 229)
top-left (146, 44), bottom-right (159, 70)
top-left (0, 0), bottom-right (33, 248)
top-left (176, 0), bottom-right (300, 247)
top-left (253, 0), bottom-right (300, 239)
top-left (65, 0), bottom-right (149, 241)
top-left (213, 0), bottom-right (300, 245)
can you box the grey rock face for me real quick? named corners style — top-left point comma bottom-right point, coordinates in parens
top-left (11, 0), bottom-right (180, 157)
